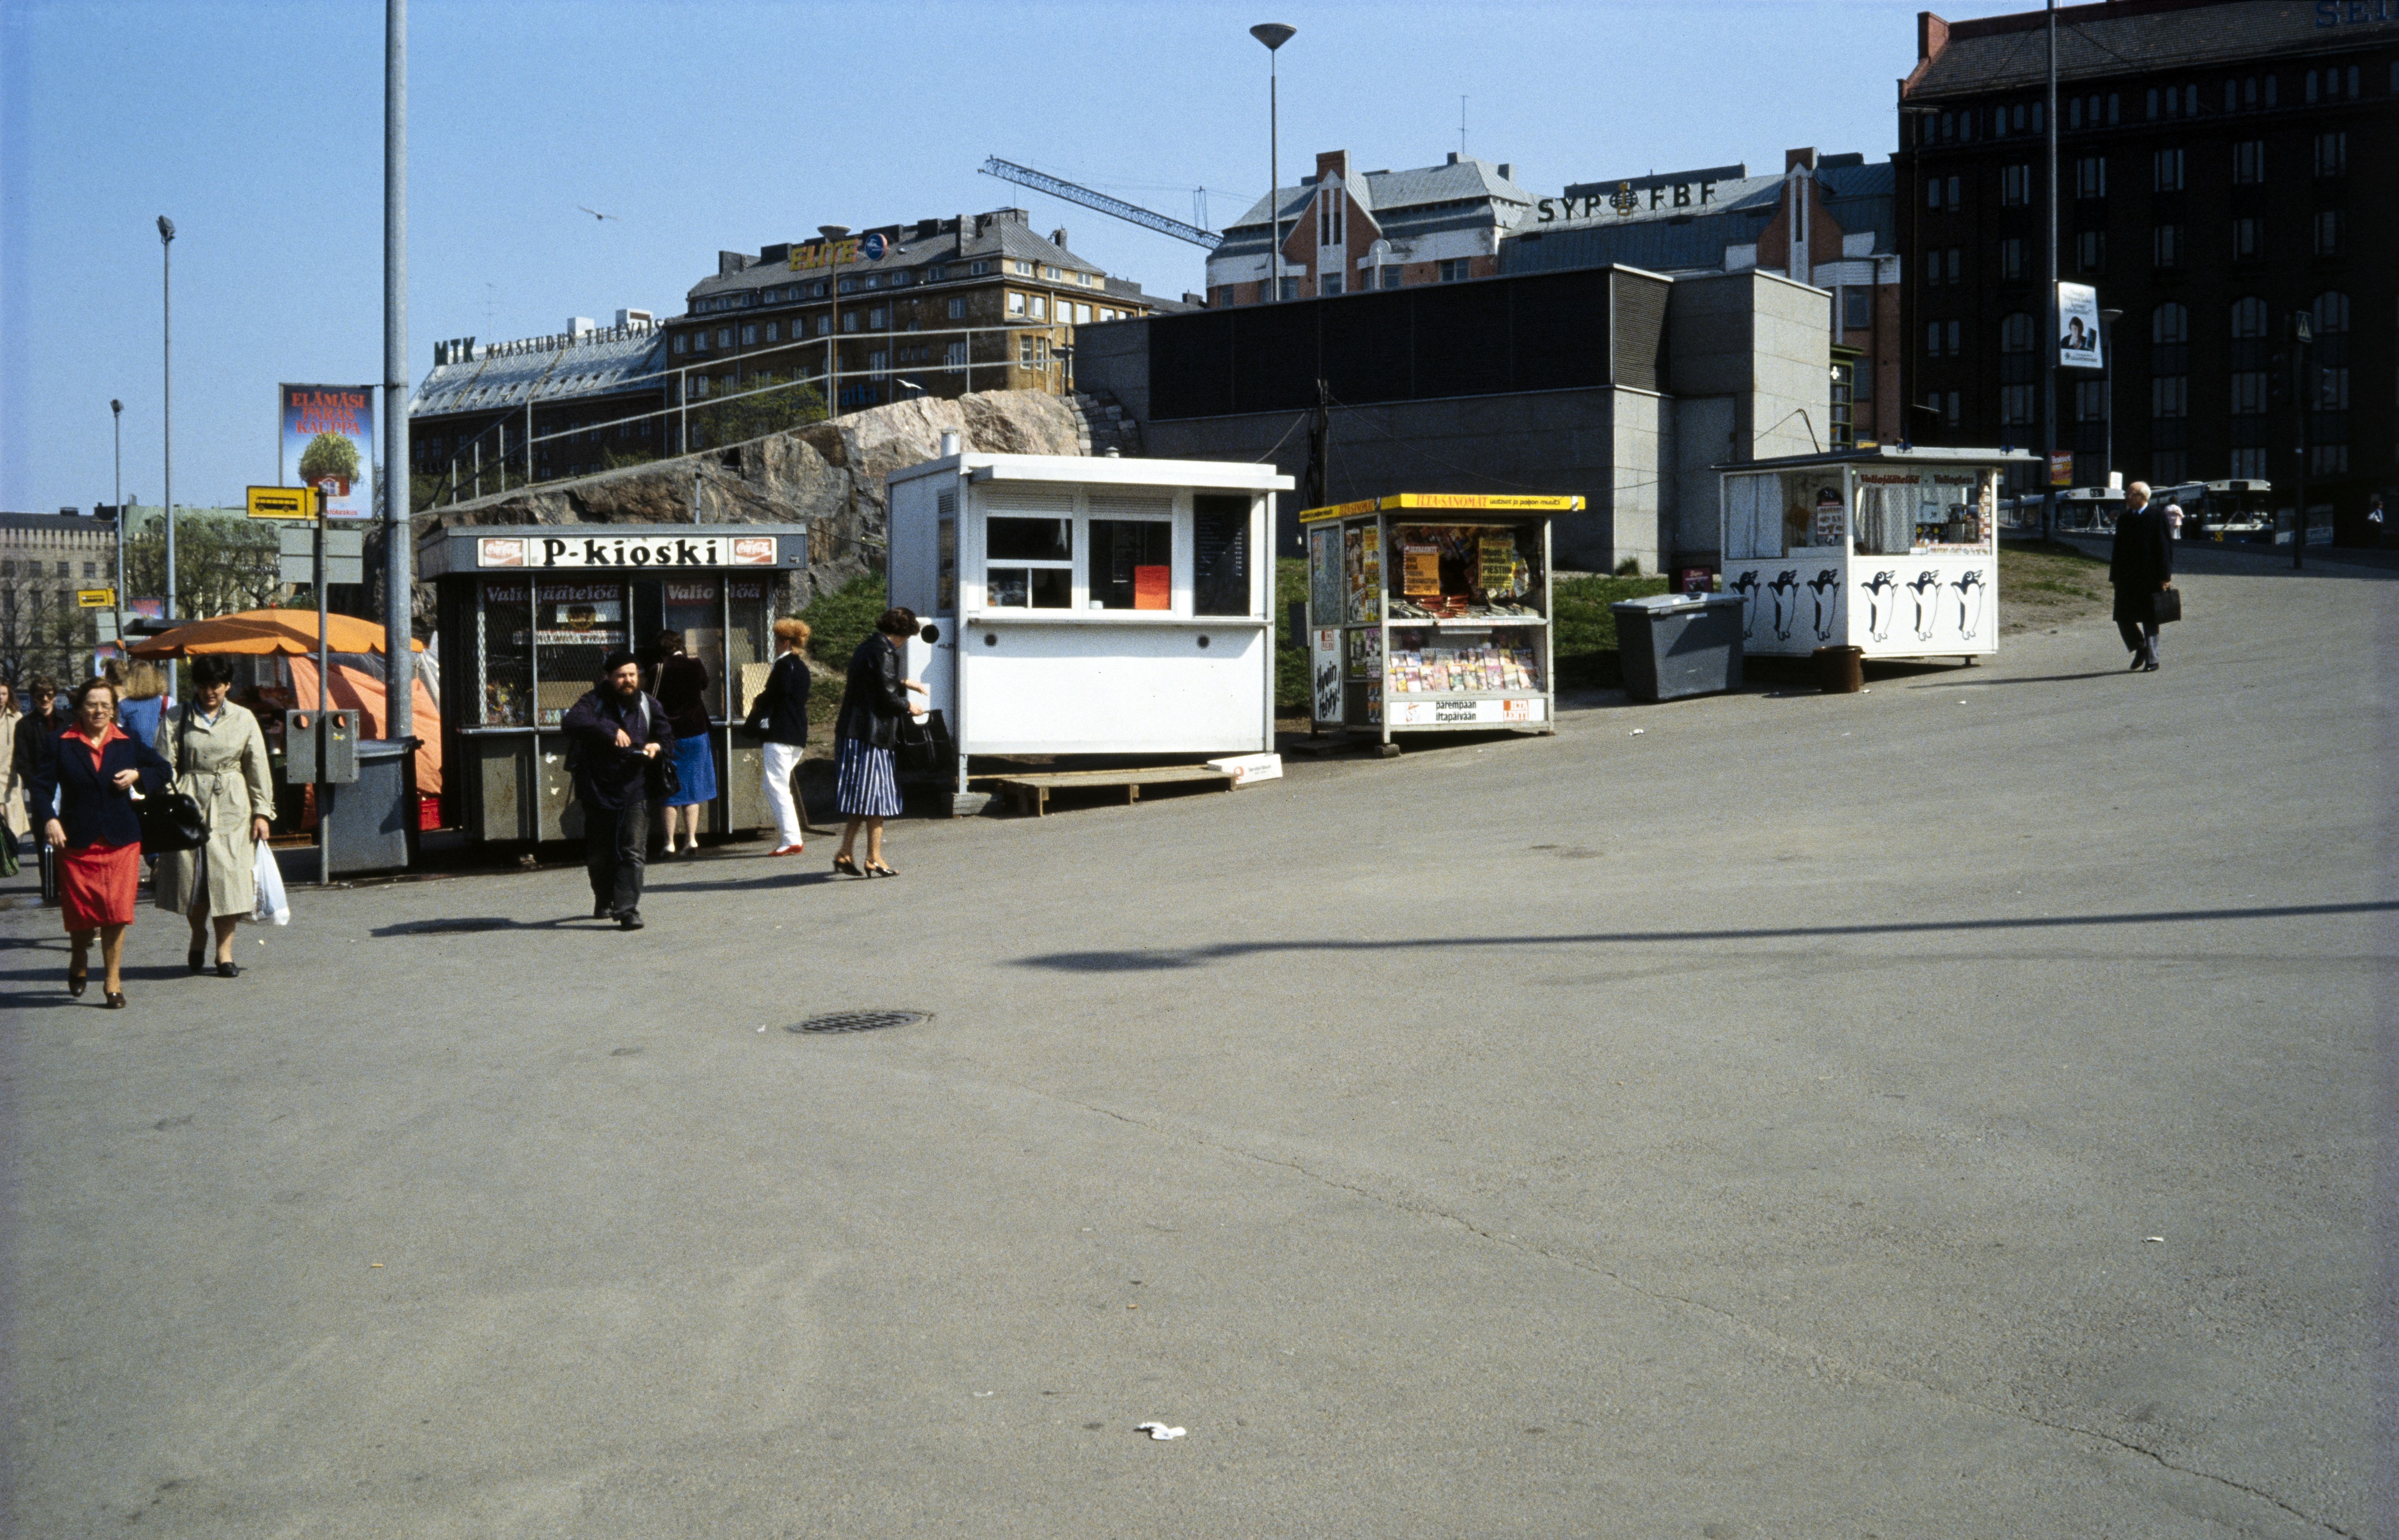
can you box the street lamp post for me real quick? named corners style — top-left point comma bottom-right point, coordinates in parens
top-left (110, 399), bottom-right (124, 618)
top-left (1250, 23), bottom-right (1297, 303)
top-left (2098, 307), bottom-right (2121, 502)
top-left (2041, 0), bottom-right (2058, 544)
top-left (818, 224), bottom-right (850, 421)
top-left (2292, 310), bottom-right (2313, 571)
top-left (157, 215), bottom-right (175, 620)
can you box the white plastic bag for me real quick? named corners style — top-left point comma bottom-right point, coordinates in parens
top-left (252, 840), bottom-right (291, 926)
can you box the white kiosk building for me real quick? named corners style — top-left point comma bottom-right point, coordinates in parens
top-left (1718, 446), bottom-right (2034, 663)
top-left (886, 444), bottom-right (1294, 804)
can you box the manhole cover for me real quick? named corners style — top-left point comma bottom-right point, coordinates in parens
top-left (787, 1010), bottom-right (931, 1035)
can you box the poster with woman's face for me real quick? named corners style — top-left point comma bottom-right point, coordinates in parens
top-left (2057, 282), bottom-right (2103, 371)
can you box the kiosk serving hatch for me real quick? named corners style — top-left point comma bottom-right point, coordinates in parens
top-left (1717, 447), bottom-right (2034, 663)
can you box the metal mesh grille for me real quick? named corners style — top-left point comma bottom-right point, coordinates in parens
top-left (787, 1010), bottom-right (931, 1035)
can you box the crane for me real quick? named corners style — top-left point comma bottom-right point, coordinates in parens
top-left (979, 157), bottom-right (1224, 251)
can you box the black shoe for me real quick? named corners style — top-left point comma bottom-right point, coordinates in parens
top-left (188, 942), bottom-right (207, 975)
top-left (2127, 654), bottom-right (2145, 671)
top-left (67, 965), bottom-right (86, 998)
top-left (594, 900), bottom-right (612, 919)
top-left (214, 960), bottom-right (241, 979)
top-left (2141, 658), bottom-right (2160, 672)
top-left (617, 912), bottom-right (645, 931)
top-left (104, 991), bottom-right (126, 1010)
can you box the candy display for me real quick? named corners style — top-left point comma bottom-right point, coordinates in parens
top-left (1387, 644), bottom-right (1541, 694)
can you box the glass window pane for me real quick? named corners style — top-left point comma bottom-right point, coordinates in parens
top-left (988, 516), bottom-right (1071, 561)
top-left (479, 581), bottom-right (532, 725)
top-left (1193, 494), bottom-right (1250, 616)
top-left (987, 566), bottom-right (1073, 609)
top-left (534, 580), bottom-right (626, 725)
top-left (1089, 520), bottom-right (1173, 610)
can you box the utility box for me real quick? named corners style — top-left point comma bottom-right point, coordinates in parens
top-left (285, 709), bottom-right (361, 784)
top-left (321, 738), bottom-right (418, 875)
top-left (1612, 593), bottom-right (1746, 702)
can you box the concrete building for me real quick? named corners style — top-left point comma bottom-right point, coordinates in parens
top-left (1897, 0), bottom-right (2395, 531)
top-left (1206, 151), bottom-right (1531, 306)
top-left (0, 510), bottom-right (118, 685)
top-left (410, 314), bottom-right (669, 500)
top-left (672, 209), bottom-right (1174, 420)
top-left (1506, 150), bottom-right (1905, 451)
top-left (1075, 263), bottom-right (1830, 575)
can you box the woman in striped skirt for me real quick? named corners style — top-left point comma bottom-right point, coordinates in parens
top-left (831, 607), bottom-right (926, 877)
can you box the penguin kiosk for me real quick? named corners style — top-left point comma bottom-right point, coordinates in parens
top-left (1716, 447), bottom-right (2034, 664)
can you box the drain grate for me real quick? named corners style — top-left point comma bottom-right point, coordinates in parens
top-left (787, 1010), bottom-right (932, 1035)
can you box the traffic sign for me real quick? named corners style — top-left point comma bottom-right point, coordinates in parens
top-left (77, 588), bottom-right (116, 608)
top-left (861, 233), bottom-right (886, 260)
top-left (247, 485), bottom-right (312, 519)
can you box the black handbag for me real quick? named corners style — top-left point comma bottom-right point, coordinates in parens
top-left (894, 711), bottom-right (946, 775)
top-left (646, 752), bottom-right (680, 802)
top-left (2152, 587), bottom-right (2182, 625)
top-left (139, 708), bottom-right (210, 853)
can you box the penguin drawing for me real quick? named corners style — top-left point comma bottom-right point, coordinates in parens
top-left (1952, 569), bottom-right (1988, 639)
top-left (1905, 571), bottom-right (1943, 641)
top-left (1806, 569), bottom-right (1841, 641)
top-left (1729, 570), bottom-right (1763, 637)
top-left (1766, 570), bottom-right (1803, 641)
top-left (1858, 570), bottom-right (1900, 642)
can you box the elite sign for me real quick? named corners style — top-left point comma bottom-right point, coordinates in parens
top-left (475, 534), bottom-right (778, 570)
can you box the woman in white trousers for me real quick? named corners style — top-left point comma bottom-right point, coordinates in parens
top-left (743, 617), bottom-right (813, 854)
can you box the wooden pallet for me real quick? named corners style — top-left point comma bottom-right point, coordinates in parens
top-left (993, 765), bottom-right (1234, 817)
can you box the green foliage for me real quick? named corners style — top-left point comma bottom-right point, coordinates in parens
top-left (798, 572), bottom-right (888, 674)
top-left (121, 513), bottom-right (281, 620)
top-left (694, 376), bottom-right (827, 448)
top-left (297, 431), bottom-right (361, 486)
top-left (1273, 556), bottom-right (1310, 709)
top-left (1551, 573), bottom-right (1670, 687)
top-left (1612, 556), bottom-right (1643, 577)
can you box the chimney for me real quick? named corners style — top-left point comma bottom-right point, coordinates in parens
top-left (1051, 227), bottom-right (1070, 248)
top-left (1446, 151), bottom-right (1462, 165)
top-left (939, 431), bottom-right (961, 457)
top-left (1315, 149), bottom-right (1351, 184)
top-left (1786, 147), bottom-right (1820, 172)
top-left (1497, 162), bottom-right (1513, 181)
top-left (718, 250), bottom-right (752, 276)
top-left (616, 308), bottom-right (653, 329)
top-left (1918, 10), bottom-right (1950, 69)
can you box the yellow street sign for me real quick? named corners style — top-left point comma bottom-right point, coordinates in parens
top-left (247, 485), bottom-right (313, 519)
top-left (77, 588), bottom-right (116, 609)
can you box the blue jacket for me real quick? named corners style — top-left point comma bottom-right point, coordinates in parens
top-left (26, 726), bottom-right (174, 849)
top-left (559, 687), bottom-right (674, 812)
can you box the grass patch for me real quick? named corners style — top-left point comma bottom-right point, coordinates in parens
top-left (1553, 573), bottom-right (1670, 687)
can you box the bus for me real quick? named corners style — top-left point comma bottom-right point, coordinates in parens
top-left (2155, 479), bottom-right (2274, 541)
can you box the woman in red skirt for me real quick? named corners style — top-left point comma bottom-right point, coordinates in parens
top-left (27, 677), bottom-right (171, 1008)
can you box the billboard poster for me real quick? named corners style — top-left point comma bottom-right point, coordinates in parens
top-left (2057, 283), bottom-right (2103, 370)
top-left (280, 384), bottom-right (376, 518)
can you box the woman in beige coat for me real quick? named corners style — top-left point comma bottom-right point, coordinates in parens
top-left (153, 654), bottom-right (275, 977)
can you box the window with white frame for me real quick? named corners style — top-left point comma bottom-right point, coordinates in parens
top-left (2153, 147), bottom-right (2183, 191)
top-left (943, 342), bottom-right (966, 370)
top-left (1028, 295), bottom-right (1047, 320)
top-left (983, 499), bottom-right (1074, 610)
top-left (1006, 291), bottom-right (1026, 316)
top-left (2233, 139), bottom-right (2265, 184)
top-left (741, 325), bottom-right (757, 346)
top-left (946, 298), bottom-right (966, 320)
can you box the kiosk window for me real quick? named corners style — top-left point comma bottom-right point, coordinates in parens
top-left (1193, 493), bottom-right (1251, 616)
top-left (986, 515), bottom-right (1073, 608)
top-left (1089, 519), bottom-right (1172, 610)
top-left (726, 578), bottom-right (771, 717)
top-left (662, 577), bottom-right (727, 717)
top-left (479, 582), bottom-right (532, 726)
top-left (534, 582), bottom-right (627, 725)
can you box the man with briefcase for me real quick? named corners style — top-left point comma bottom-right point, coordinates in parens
top-left (2109, 480), bottom-right (2176, 673)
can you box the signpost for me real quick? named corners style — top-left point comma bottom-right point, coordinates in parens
top-left (268, 486), bottom-right (364, 885)
top-left (76, 588), bottom-right (116, 609)
top-left (246, 485), bottom-right (312, 520)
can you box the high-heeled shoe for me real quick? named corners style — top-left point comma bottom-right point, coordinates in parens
top-left (833, 854), bottom-right (862, 877)
top-left (66, 964), bottom-right (87, 998)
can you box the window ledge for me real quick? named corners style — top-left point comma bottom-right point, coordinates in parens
top-left (963, 611), bottom-right (1267, 627)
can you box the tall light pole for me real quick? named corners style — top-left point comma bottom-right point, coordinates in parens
top-left (2041, 0), bottom-right (2057, 542)
top-left (818, 224), bottom-right (849, 420)
top-left (1250, 23), bottom-right (1296, 303)
top-left (157, 215), bottom-right (175, 620)
top-left (110, 399), bottom-right (125, 617)
top-left (2098, 306), bottom-right (2120, 503)
top-left (2292, 310), bottom-right (2312, 571)
top-left (383, 0), bottom-right (411, 741)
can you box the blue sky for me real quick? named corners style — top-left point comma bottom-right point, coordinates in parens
top-left (0, 0), bottom-right (2030, 514)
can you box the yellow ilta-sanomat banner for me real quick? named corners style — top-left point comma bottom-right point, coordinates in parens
top-left (1298, 492), bottom-right (1586, 521)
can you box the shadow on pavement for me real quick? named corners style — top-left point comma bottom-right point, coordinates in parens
top-left (1010, 899), bottom-right (2399, 972)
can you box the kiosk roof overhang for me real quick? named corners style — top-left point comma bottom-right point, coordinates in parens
top-left (1715, 446), bottom-right (2037, 474)
top-left (414, 521), bottom-right (812, 580)
top-left (890, 453), bottom-right (1292, 493)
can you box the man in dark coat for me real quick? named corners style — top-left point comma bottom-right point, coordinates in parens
top-left (2109, 480), bottom-right (2174, 672)
top-left (561, 650), bottom-right (673, 929)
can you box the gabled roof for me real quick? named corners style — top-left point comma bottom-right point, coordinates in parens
top-left (1908, 0), bottom-right (2382, 98)
top-left (411, 328), bottom-right (668, 418)
top-left (1221, 154), bottom-right (1532, 234)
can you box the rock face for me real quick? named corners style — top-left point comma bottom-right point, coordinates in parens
top-left (404, 390), bottom-right (1088, 622)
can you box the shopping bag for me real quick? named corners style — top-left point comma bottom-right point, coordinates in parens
top-left (2151, 587), bottom-right (2182, 626)
top-left (252, 841), bottom-right (291, 926)
top-left (0, 832), bottom-right (18, 879)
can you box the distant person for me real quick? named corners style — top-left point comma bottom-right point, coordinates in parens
top-left (28, 677), bottom-right (172, 1008)
top-left (2369, 493), bottom-right (2388, 548)
top-left (117, 660), bottom-right (168, 746)
top-left (2162, 501), bottom-right (2185, 540)
top-left (830, 607), bottom-right (926, 878)
top-left (561, 650), bottom-right (672, 929)
top-left (13, 676), bottom-right (65, 891)
top-left (743, 617), bottom-right (813, 856)
top-left (154, 654), bottom-right (276, 978)
top-left (2108, 481), bottom-right (2173, 672)
top-left (652, 631), bottom-right (715, 856)
top-left (0, 679), bottom-right (26, 868)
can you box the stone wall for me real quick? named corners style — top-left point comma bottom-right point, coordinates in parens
top-left (392, 389), bottom-right (1086, 624)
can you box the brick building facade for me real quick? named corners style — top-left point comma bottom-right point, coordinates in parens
top-left (1206, 151), bottom-right (1528, 306)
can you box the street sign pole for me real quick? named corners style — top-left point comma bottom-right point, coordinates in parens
top-left (316, 488), bottom-right (333, 886)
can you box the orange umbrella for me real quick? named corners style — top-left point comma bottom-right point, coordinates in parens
top-left (129, 609), bottom-right (427, 657)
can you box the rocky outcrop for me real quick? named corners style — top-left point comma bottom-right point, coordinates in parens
top-left (403, 389), bottom-right (1088, 623)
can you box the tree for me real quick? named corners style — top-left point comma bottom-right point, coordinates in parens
top-left (121, 513), bottom-right (281, 620)
top-left (298, 431), bottom-right (361, 488)
top-left (692, 375), bottom-right (827, 449)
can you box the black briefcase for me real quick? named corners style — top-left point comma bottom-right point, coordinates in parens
top-left (2152, 587), bottom-right (2182, 625)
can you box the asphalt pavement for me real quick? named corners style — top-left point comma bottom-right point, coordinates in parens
top-left (3, 556), bottom-right (2391, 1539)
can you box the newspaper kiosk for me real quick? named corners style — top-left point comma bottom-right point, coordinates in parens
top-left (417, 522), bottom-right (809, 844)
top-left (1300, 494), bottom-right (1569, 747)
top-left (884, 448), bottom-right (1292, 805)
top-left (1717, 447), bottom-right (2032, 663)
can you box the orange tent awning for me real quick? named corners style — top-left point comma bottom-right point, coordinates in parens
top-left (129, 609), bottom-right (428, 658)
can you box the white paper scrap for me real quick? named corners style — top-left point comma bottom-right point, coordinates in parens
top-left (1136, 1422), bottom-right (1186, 1441)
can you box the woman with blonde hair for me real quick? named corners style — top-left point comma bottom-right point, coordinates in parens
top-left (154, 653), bottom-right (275, 976)
top-left (743, 616), bottom-right (813, 855)
top-left (117, 659), bottom-right (169, 748)
top-left (0, 679), bottom-right (26, 869)
top-left (28, 677), bottom-right (171, 1007)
